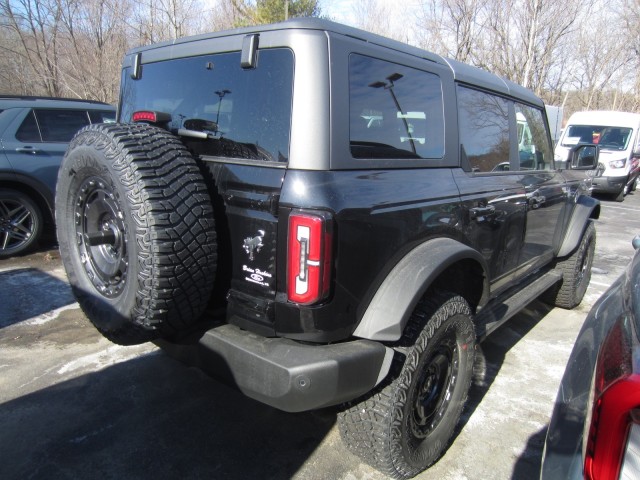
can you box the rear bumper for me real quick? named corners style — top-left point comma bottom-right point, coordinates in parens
top-left (156, 324), bottom-right (394, 412)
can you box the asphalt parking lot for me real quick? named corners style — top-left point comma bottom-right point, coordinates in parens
top-left (1, 192), bottom-right (639, 480)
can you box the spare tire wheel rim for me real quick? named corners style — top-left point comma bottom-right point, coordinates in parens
top-left (75, 176), bottom-right (128, 298)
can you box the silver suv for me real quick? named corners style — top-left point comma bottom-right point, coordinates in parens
top-left (0, 96), bottom-right (115, 257)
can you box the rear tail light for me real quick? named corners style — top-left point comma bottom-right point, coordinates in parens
top-left (585, 377), bottom-right (640, 480)
top-left (287, 210), bottom-right (333, 305)
top-left (584, 321), bottom-right (640, 480)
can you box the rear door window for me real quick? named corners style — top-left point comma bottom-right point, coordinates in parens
top-left (15, 111), bottom-right (41, 142)
top-left (120, 49), bottom-right (294, 163)
top-left (349, 54), bottom-right (444, 159)
top-left (34, 109), bottom-right (91, 142)
top-left (457, 86), bottom-right (510, 173)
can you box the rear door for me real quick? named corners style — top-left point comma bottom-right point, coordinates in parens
top-left (2, 108), bottom-right (91, 200)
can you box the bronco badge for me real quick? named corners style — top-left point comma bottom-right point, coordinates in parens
top-left (243, 230), bottom-right (265, 261)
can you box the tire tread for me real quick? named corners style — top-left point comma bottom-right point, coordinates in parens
top-left (58, 123), bottom-right (217, 344)
top-left (338, 291), bottom-right (475, 479)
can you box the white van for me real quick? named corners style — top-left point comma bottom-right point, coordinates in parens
top-left (555, 111), bottom-right (640, 201)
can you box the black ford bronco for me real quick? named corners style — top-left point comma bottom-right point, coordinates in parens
top-left (55, 19), bottom-right (600, 478)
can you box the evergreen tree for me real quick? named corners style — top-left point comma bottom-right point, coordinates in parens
top-left (231, 0), bottom-right (321, 26)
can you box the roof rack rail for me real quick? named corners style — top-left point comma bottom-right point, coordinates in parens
top-left (0, 95), bottom-right (110, 105)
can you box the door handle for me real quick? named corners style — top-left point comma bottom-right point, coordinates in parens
top-left (469, 205), bottom-right (496, 220)
top-left (15, 147), bottom-right (40, 154)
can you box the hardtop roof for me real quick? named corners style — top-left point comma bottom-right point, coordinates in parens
top-left (127, 18), bottom-right (543, 107)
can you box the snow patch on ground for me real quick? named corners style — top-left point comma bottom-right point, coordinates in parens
top-left (57, 344), bottom-right (159, 375)
top-left (25, 303), bottom-right (80, 325)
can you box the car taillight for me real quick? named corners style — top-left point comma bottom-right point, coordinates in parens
top-left (287, 210), bottom-right (333, 305)
top-left (132, 111), bottom-right (171, 124)
top-left (584, 321), bottom-right (640, 480)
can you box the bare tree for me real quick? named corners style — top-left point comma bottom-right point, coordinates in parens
top-left (566, 10), bottom-right (629, 110)
top-left (623, 0), bottom-right (640, 110)
top-left (0, 26), bottom-right (37, 93)
top-left (482, 0), bottom-right (588, 96)
top-left (130, 0), bottom-right (208, 44)
top-left (0, 0), bottom-right (65, 96)
top-left (1, 0), bottom-right (638, 114)
top-left (211, 0), bottom-right (242, 31)
top-left (58, 0), bottom-right (130, 102)
top-left (352, 0), bottom-right (392, 38)
top-left (418, 0), bottom-right (485, 63)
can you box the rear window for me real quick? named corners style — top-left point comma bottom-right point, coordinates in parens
top-left (119, 49), bottom-right (294, 163)
top-left (349, 54), bottom-right (444, 159)
top-left (562, 125), bottom-right (633, 151)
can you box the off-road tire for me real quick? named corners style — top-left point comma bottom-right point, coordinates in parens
top-left (543, 221), bottom-right (595, 309)
top-left (0, 189), bottom-right (43, 258)
top-left (56, 123), bottom-right (217, 345)
top-left (338, 291), bottom-right (475, 479)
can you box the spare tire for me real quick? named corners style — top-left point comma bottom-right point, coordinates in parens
top-left (56, 123), bottom-right (217, 345)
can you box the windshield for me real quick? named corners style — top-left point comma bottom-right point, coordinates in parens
top-left (562, 124), bottom-right (633, 151)
top-left (119, 48), bottom-right (293, 163)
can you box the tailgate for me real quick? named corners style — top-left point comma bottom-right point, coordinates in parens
top-left (206, 161), bottom-right (284, 336)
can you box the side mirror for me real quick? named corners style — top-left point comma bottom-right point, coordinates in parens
top-left (633, 235), bottom-right (640, 250)
top-left (569, 144), bottom-right (599, 170)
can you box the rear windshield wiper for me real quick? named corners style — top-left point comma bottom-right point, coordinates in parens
top-left (176, 118), bottom-right (274, 162)
top-left (177, 118), bottom-right (219, 139)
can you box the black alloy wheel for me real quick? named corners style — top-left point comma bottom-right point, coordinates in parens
top-left (0, 190), bottom-right (42, 258)
top-left (74, 176), bottom-right (128, 298)
top-left (410, 333), bottom-right (458, 440)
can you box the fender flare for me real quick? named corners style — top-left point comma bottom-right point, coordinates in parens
top-left (0, 172), bottom-right (55, 222)
top-left (557, 195), bottom-right (600, 258)
top-left (352, 237), bottom-right (488, 342)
